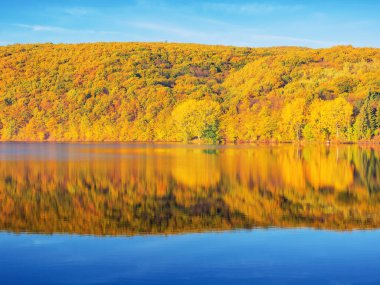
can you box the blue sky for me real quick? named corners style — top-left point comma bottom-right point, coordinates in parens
top-left (1, 0), bottom-right (379, 48)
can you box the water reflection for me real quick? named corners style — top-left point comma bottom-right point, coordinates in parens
top-left (0, 143), bottom-right (379, 235)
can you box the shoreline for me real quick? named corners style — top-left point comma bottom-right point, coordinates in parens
top-left (0, 140), bottom-right (379, 145)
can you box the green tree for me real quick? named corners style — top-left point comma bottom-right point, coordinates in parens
top-left (354, 92), bottom-right (380, 140)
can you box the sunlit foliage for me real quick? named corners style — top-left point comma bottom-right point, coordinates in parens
top-left (172, 99), bottom-right (220, 142)
top-left (0, 43), bottom-right (379, 142)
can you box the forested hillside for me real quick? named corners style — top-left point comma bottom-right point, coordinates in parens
top-left (0, 42), bottom-right (379, 142)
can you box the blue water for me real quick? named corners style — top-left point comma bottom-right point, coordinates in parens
top-left (1, 229), bottom-right (380, 285)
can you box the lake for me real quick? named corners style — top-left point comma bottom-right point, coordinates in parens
top-left (0, 143), bottom-right (380, 284)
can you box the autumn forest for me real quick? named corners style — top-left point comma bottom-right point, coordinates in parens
top-left (0, 43), bottom-right (380, 143)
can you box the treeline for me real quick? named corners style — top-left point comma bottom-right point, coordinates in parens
top-left (0, 43), bottom-right (379, 142)
top-left (0, 145), bottom-right (379, 235)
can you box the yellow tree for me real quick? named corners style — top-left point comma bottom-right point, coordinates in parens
top-left (304, 98), bottom-right (352, 141)
top-left (280, 98), bottom-right (306, 141)
top-left (172, 99), bottom-right (221, 142)
top-left (325, 97), bottom-right (353, 140)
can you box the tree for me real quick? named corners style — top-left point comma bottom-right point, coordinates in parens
top-left (305, 98), bottom-right (352, 141)
top-left (354, 92), bottom-right (380, 140)
top-left (280, 98), bottom-right (306, 141)
top-left (325, 98), bottom-right (353, 140)
top-left (172, 99), bottom-right (221, 142)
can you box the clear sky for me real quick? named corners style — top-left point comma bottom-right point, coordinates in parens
top-left (1, 0), bottom-right (379, 48)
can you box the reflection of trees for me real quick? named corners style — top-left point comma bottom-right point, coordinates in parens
top-left (0, 145), bottom-right (380, 235)
top-left (304, 146), bottom-right (354, 190)
top-left (351, 148), bottom-right (380, 194)
top-left (170, 149), bottom-right (221, 188)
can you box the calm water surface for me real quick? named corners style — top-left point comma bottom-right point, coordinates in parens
top-left (0, 143), bottom-right (379, 284)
